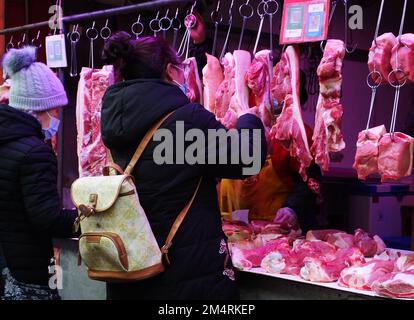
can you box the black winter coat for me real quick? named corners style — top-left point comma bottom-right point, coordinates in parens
top-left (0, 105), bottom-right (77, 286)
top-left (101, 79), bottom-right (267, 300)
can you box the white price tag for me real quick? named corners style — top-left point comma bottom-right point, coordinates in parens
top-left (231, 210), bottom-right (250, 225)
top-left (45, 34), bottom-right (67, 68)
top-left (308, 3), bottom-right (324, 13)
top-left (285, 29), bottom-right (303, 38)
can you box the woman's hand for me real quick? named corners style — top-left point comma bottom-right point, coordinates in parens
top-left (273, 207), bottom-right (299, 230)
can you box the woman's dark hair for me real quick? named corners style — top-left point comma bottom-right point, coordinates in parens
top-left (102, 31), bottom-right (181, 80)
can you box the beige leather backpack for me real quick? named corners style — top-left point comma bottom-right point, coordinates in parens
top-left (71, 112), bottom-right (201, 282)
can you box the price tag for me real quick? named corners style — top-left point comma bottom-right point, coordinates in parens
top-left (280, 0), bottom-right (330, 44)
top-left (231, 209), bottom-right (250, 225)
top-left (45, 34), bottom-right (67, 68)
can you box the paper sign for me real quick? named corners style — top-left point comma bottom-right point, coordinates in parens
top-left (231, 210), bottom-right (250, 225)
top-left (280, 0), bottom-right (330, 44)
top-left (45, 34), bottom-right (67, 68)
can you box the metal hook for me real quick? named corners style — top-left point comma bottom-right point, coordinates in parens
top-left (219, 0), bottom-right (235, 61)
top-left (31, 30), bottom-right (42, 49)
top-left (6, 36), bottom-right (14, 52)
top-left (86, 21), bottom-right (99, 40)
top-left (70, 24), bottom-right (80, 43)
top-left (150, 11), bottom-right (162, 36)
top-left (237, 0), bottom-right (253, 50)
top-left (131, 14), bottom-right (144, 39)
top-left (100, 19), bottom-right (112, 40)
top-left (87, 21), bottom-right (98, 69)
top-left (253, 0), bottom-right (268, 55)
top-left (17, 34), bottom-right (27, 48)
top-left (211, 0), bottom-right (223, 55)
top-left (171, 8), bottom-right (181, 49)
top-left (320, 0), bottom-right (338, 52)
top-left (172, 8), bottom-right (181, 30)
top-left (265, 0), bottom-right (279, 60)
top-left (373, 0), bottom-right (385, 47)
top-left (160, 9), bottom-right (172, 32)
top-left (343, 0), bottom-right (357, 53)
top-left (211, 0), bottom-right (223, 24)
top-left (70, 24), bottom-right (80, 77)
top-left (190, 0), bottom-right (197, 15)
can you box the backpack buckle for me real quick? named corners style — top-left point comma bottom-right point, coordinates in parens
top-left (161, 243), bottom-right (172, 266)
top-left (79, 204), bottom-right (95, 217)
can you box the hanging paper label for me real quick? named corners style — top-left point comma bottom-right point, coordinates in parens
top-left (45, 34), bottom-right (68, 68)
top-left (280, 0), bottom-right (330, 44)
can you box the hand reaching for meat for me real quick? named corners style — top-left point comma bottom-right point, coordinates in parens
top-left (273, 207), bottom-right (299, 230)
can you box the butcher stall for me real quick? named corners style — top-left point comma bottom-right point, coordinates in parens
top-left (1, 0), bottom-right (414, 300)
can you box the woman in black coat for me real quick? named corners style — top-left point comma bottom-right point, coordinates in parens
top-left (101, 32), bottom-right (267, 300)
top-left (0, 47), bottom-right (77, 299)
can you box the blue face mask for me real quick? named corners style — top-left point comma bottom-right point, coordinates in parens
top-left (42, 112), bottom-right (60, 140)
top-left (173, 80), bottom-right (188, 95)
top-left (172, 64), bottom-right (188, 95)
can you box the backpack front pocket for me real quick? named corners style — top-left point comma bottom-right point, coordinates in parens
top-left (79, 232), bottom-right (129, 272)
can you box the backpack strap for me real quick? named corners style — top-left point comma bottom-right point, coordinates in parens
top-left (124, 112), bottom-right (174, 176)
top-left (161, 177), bottom-right (202, 266)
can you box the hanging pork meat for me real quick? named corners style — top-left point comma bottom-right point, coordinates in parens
top-left (184, 57), bottom-right (203, 104)
top-left (246, 49), bottom-right (274, 129)
top-left (378, 132), bottom-right (414, 182)
top-left (202, 53), bottom-right (224, 112)
top-left (367, 33), bottom-right (397, 85)
top-left (76, 66), bottom-right (114, 177)
top-left (310, 39), bottom-right (346, 172)
top-left (390, 33), bottom-right (414, 83)
top-left (353, 125), bottom-right (387, 180)
top-left (215, 52), bottom-right (235, 119)
top-left (214, 50), bottom-right (252, 129)
top-left (269, 45), bottom-right (312, 181)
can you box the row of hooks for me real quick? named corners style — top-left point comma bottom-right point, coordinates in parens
top-left (5, 7), bottom-right (186, 52)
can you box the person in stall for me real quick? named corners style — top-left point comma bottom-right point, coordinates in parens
top-left (220, 72), bottom-right (322, 232)
top-left (185, 6), bottom-right (322, 232)
top-left (100, 32), bottom-right (267, 300)
top-left (188, 10), bottom-right (213, 76)
top-left (0, 47), bottom-right (78, 300)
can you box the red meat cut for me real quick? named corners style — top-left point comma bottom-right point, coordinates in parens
top-left (270, 46), bottom-right (312, 180)
top-left (230, 237), bottom-right (289, 269)
top-left (338, 260), bottom-right (395, 290)
top-left (202, 53), bottom-right (223, 112)
top-left (246, 49), bottom-right (273, 128)
top-left (368, 33), bottom-right (397, 84)
top-left (184, 57), bottom-right (203, 104)
top-left (261, 244), bottom-right (303, 276)
top-left (353, 125), bottom-right (387, 180)
top-left (311, 39), bottom-right (346, 171)
top-left (76, 66), bottom-right (114, 177)
top-left (396, 254), bottom-right (414, 273)
top-left (353, 228), bottom-right (386, 258)
top-left (378, 132), bottom-right (414, 182)
top-left (372, 272), bottom-right (414, 299)
top-left (390, 33), bottom-right (414, 84)
top-left (300, 248), bottom-right (365, 283)
top-left (214, 52), bottom-right (235, 119)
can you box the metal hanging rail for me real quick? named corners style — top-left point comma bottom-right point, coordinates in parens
top-left (0, 0), bottom-right (192, 35)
